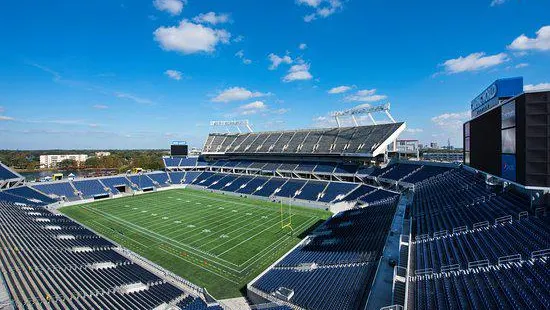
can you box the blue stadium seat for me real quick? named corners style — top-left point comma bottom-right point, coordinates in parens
top-left (73, 179), bottom-right (109, 198)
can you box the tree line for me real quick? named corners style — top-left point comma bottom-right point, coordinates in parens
top-left (0, 150), bottom-right (169, 172)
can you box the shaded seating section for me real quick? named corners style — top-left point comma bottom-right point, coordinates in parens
top-left (202, 159), bottom-right (368, 175)
top-left (414, 217), bottom-right (550, 272)
top-left (31, 182), bottom-right (79, 201)
top-left (411, 259), bottom-right (549, 310)
top-left (164, 157), bottom-right (182, 167)
top-left (0, 162), bottom-right (21, 181)
top-left (410, 167), bottom-right (550, 310)
top-left (275, 179), bottom-right (306, 198)
top-left (223, 175), bottom-right (254, 192)
top-left (181, 157), bottom-right (199, 167)
top-left (317, 182), bottom-right (359, 203)
top-left (313, 162), bottom-right (337, 174)
top-left (3, 186), bottom-right (57, 204)
top-left (0, 198), bottom-right (190, 309)
top-left (252, 263), bottom-right (378, 310)
top-left (203, 123), bottom-right (404, 155)
top-left (182, 171), bottom-right (202, 184)
top-left (73, 179), bottom-right (109, 198)
top-left (189, 171), bottom-right (395, 206)
top-left (190, 172), bottom-right (215, 186)
top-left (401, 165), bottom-right (451, 184)
top-left (127, 174), bottom-right (155, 190)
top-left (357, 189), bottom-right (400, 206)
top-left (169, 171), bottom-right (186, 184)
top-left (411, 169), bottom-right (531, 237)
top-left (294, 181), bottom-right (327, 201)
top-left (236, 177), bottom-right (270, 195)
top-left (146, 172), bottom-right (170, 187)
top-left (254, 177), bottom-right (288, 197)
top-left (253, 198), bottom-right (399, 310)
top-left (377, 163), bottom-right (420, 181)
top-left (177, 296), bottom-right (224, 309)
top-left (337, 185), bottom-right (376, 202)
top-left (370, 163), bottom-right (452, 184)
top-left (277, 199), bottom-right (399, 267)
top-left (208, 174), bottom-right (237, 190)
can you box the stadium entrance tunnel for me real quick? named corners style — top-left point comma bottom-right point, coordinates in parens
top-left (115, 185), bottom-right (128, 193)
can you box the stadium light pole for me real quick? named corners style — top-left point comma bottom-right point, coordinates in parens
top-left (210, 120), bottom-right (253, 133)
top-left (330, 102), bottom-right (395, 127)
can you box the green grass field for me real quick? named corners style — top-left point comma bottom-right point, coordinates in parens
top-left (59, 188), bottom-right (331, 299)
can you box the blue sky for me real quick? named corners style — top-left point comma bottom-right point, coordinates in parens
top-left (0, 0), bottom-right (549, 150)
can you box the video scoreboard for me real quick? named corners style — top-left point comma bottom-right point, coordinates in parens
top-left (464, 77), bottom-right (550, 188)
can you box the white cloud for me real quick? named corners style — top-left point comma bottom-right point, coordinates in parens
top-left (164, 69), bottom-right (183, 80)
top-left (431, 111), bottom-right (470, 131)
top-left (344, 89), bottom-right (387, 102)
top-left (283, 63), bottom-right (313, 82)
top-left (300, 0), bottom-right (343, 22)
top-left (299, 43), bottom-right (307, 50)
top-left (312, 115), bottom-right (337, 128)
top-left (304, 14), bottom-right (317, 22)
top-left (508, 25), bottom-right (550, 51)
top-left (524, 83), bottom-right (550, 91)
top-left (441, 52), bottom-right (509, 73)
top-left (192, 12), bottom-right (230, 25)
top-left (212, 87), bottom-right (269, 103)
top-left (0, 116), bottom-right (14, 121)
top-left (268, 53), bottom-right (292, 70)
top-left (154, 20), bottom-right (230, 54)
top-left (114, 92), bottom-right (154, 105)
top-left (406, 128), bottom-right (424, 133)
top-left (235, 50), bottom-right (252, 65)
top-left (238, 101), bottom-right (268, 115)
top-left (233, 35), bottom-right (244, 43)
top-left (328, 85), bottom-right (352, 94)
top-left (153, 0), bottom-right (185, 15)
top-left (297, 0), bottom-right (323, 7)
top-left (490, 0), bottom-right (506, 6)
top-left (515, 63), bottom-right (529, 68)
top-left (92, 104), bottom-right (108, 109)
top-left (272, 108), bottom-right (290, 115)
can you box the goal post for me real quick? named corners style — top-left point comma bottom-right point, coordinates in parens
top-left (280, 199), bottom-right (293, 234)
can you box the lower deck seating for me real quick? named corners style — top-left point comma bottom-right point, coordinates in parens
top-left (73, 179), bottom-right (109, 198)
top-left (411, 259), bottom-right (549, 310)
top-left (254, 198), bottom-right (399, 310)
top-left (128, 174), bottom-right (155, 189)
top-left (32, 182), bottom-right (79, 201)
top-left (100, 176), bottom-right (133, 194)
top-left (3, 186), bottom-right (57, 204)
top-left (253, 263), bottom-right (377, 310)
top-left (169, 171), bottom-right (186, 184)
top-left (147, 172), bottom-right (170, 187)
top-left (410, 167), bottom-right (550, 310)
top-left (0, 198), bottom-right (190, 309)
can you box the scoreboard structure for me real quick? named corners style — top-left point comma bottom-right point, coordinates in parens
top-left (170, 141), bottom-right (189, 157)
top-left (464, 77), bottom-right (550, 188)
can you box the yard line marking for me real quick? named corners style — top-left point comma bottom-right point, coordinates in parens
top-left (212, 216), bottom-right (290, 254)
top-left (79, 205), bottom-right (242, 270)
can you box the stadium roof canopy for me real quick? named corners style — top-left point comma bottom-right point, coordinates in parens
top-left (202, 122), bottom-right (406, 158)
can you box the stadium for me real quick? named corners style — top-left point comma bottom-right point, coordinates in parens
top-left (0, 77), bottom-right (548, 310)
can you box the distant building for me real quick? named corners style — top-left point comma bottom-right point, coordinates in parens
top-left (40, 154), bottom-right (88, 168)
top-left (397, 139), bottom-right (419, 158)
top-left (423, 152), bottom-right (463, 162)
top-left (429, 142), bottom-right (439, 149)
top-left (95, 151), bottom-right (111, 157)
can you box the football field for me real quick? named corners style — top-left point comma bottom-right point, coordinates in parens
top-left (59, 188), bottom-right (331, 299)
